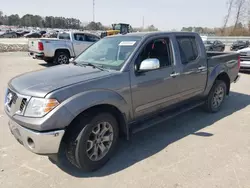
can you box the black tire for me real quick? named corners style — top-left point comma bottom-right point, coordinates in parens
top-left (54, 51), bottom-right (69, 65)
top-left (64, 113), bottom-right (119, 172)
top-left (204, 80), bottom-right (227, 113)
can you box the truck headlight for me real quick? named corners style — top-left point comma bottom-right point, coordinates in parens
top-left (24, 97), bottom-right (59, 117)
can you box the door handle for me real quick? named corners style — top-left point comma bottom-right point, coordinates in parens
top-left (170, 72), bottom-right (180, 77)
top-left (198, 66), bottom-right (206, 71)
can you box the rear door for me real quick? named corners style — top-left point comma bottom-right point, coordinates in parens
top-left (174, 35), bottom-right (207, 101)
top-left (72, 33), bottom-right (92, 56)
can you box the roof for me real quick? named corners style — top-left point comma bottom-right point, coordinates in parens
top-left (109, 31), bottom-right (198, 38)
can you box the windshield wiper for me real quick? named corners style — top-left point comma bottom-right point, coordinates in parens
top-left (73, 61), bottom-right (106, 71)
top-left (80, 62), bottom-right (106, 71)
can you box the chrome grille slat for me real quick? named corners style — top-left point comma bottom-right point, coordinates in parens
top-left (5, 88), bottom-right (29, 115)
top-left (19, 98), bottom-right (27, 112)
top-left (240, 53), bottom-right (250, 61)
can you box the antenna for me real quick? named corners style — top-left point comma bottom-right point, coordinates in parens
top-left (93, 0), bottom-right (95, 22)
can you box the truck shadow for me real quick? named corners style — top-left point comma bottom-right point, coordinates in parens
top-left (50, 91), bottom-right (250, 177)
top-left (38, 63), bottom-right (55, 67)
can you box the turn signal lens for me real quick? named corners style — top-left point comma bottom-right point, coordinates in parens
top-left (44, 99), bottom-right (59, 113)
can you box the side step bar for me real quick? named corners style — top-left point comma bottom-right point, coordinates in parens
top-left (131, 101), bottom-right (205, 134)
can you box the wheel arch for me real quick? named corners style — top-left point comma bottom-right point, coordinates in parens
top-left (215, 72), bottom-right (230, 95)
top-left (62, 104), bottom-right (128, 144)
top-left (54, 48), bottom-right (71, 57)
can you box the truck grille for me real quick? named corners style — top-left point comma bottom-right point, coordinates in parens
top-left (240, 52), bottom-right (250, 61)
top-left (5, 88), bottom-right (28, 115)
top-left (20, 98), bottom-right (27, 112)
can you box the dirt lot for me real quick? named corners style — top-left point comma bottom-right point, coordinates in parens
top-left (0, 52), bottom-right (250, 188)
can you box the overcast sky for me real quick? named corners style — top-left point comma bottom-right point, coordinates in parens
top-left (1, 0), bottom-right (231, 30)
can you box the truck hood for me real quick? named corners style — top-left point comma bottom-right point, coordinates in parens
top-left (237, 47), bottom-right (250, 53)
top-left (9, 64), bottom-right (114, 98)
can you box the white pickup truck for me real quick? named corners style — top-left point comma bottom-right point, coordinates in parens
top-left (237, 47), bottom-right (250, 71)
top-left (28, 31), bottom-right (100, 64)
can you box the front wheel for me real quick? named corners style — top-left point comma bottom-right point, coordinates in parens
top-left (64, 113), bottom-right (119, 172)
top-left (204, 80), bottom-right (227, 113)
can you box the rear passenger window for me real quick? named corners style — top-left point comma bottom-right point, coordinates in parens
top-left (176, 36), bottom-right (199, 64)
top-left (74, 33), bottom-right (86, 41)
top-left (58, 33), bottom-right (70, 40)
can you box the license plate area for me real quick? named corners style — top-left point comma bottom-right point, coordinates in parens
top-left (9, 121), bottom-right (23, 145)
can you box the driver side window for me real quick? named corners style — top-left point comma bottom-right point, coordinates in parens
top-left (135, 37), bottom-right (173, 71)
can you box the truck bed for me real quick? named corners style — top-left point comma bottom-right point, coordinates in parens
top-left (207, 51), bottom-right (239, 82)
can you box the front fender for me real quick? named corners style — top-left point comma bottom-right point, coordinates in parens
top-left (63, 89), bottom-right (129, 121)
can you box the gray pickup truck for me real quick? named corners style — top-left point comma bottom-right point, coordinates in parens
top-left (5, 32), bottom-right (240, 172)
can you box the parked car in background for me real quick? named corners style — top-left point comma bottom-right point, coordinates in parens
top-left (6, 32), bottom-right (240, 172)
top-left (42, 31), bottom-right (58, 38)
top-left (230, 40), bottom-right (249, 51)
top-left (0, 30), bottom-right (18, 38)
top-left (16, 30), bottom-right (30, 37)
top-left (28, 31), bottom-right (100, 64)
top-left (204, 40), bottom-right (225, 51)
top-left (237, 47), bottom-right (250, 71)
top-left (24, 32), bottom-right (42, 38)
top-left (39, 30), bottom-right (46, 36)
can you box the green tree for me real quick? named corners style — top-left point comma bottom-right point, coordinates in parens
top-left (8, 14), bottom-right (20, 25)
top-left (84, 22), bottom-right (105, 30)
top-left (144, 25), bottom-right (158, 31)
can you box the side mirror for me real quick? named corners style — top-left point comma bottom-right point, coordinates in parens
top-left (139, 58), bottom-right (160, 72)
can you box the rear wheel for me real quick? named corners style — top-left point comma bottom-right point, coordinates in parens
top-left (64, 113), bottom-right (119, 172)
top-left (54, 51), bottom-right (69, 65)
top-left (204, 80), bottom-right (227, 113)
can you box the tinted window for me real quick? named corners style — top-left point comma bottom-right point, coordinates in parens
top-left (58, 33), bottom-right (70, 40)
top-left (85, 34), bottom-right (100, 42)
top-left (136, 38), bottom-right (173, 69)
top-left (176, 36), bottom-right (199, 64)
top-left (74, 33), bottom-right (85, 41)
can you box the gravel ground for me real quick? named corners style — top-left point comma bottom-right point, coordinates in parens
top-left (0, 38), bottom-right (29, 52)
top-left (0, 52), bottom-right (250, 188)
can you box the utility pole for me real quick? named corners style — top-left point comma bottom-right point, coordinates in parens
top-left (142, 16), bottom-right (144, 29)
top-left (93, 0), bottom-right (95, 22)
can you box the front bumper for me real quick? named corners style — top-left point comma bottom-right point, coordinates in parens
top-left (9, 119), bottom-right (65, 155)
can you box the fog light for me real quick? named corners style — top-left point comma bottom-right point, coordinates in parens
top-left (27, 137), bottom-right (35, 149)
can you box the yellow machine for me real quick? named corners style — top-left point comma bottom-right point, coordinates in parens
top-left (101, 23), bottom-right (132, 38)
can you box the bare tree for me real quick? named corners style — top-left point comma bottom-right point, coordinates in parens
top-left (234, 0), bottom-right (246, 30)
top-left (222, 0), bottom-right (234, 34)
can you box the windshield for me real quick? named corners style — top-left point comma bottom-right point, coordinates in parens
top-left (74, 36), bottom-right (142, 70)
top-left (234, 41), bottom-right (243, 44)
top-left (203, 40), bottom-right (212, 44)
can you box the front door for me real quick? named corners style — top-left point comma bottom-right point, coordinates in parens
top-left (130, 37), bottom-right (182, 119)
